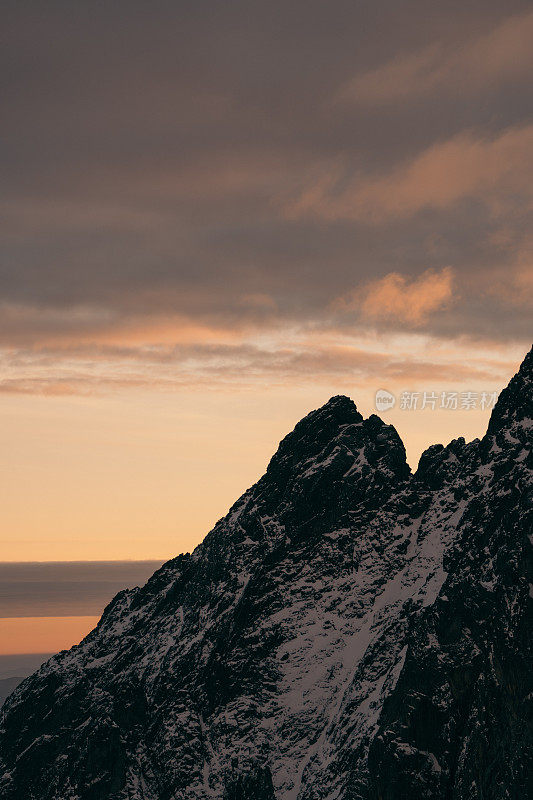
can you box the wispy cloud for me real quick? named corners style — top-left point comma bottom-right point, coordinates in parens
top-left (287, 125), bottom-right (533, 223)
top-left (336, 10), bottom-right (533, 105)
top-left (0, 327), bottom-right (513, 397)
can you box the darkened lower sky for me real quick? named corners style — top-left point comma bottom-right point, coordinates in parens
top-left (1, 1), bottom-right (531, 564)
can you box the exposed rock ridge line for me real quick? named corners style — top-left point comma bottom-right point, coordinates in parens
top-left (0, 348), bottom-right (531, 800)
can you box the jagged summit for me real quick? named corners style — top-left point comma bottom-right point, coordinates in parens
top-left (257, 395), bottom-right (409, 537)
top-left (0, 350), bottom-right (531, 800)
top-left (487, 344), bottom-right (533, 434)
top-left (266, 394), bottom-right (362, 467)
top-left (320, 394), bottom-right (359, 411)
top-left (321, 393), bottom-right (358, 408)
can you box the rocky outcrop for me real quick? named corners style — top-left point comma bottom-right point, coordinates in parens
top-left (0, 349), bottom-right (531, 800)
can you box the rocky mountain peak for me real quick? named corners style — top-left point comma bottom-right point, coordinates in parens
top-left (265, 394), bottom-right (362, 473)
top-left (264, 395), bottom-right (409, 487)
top-left (415, 436), bottom-right (480, 490)
top-left (487, 345), bottom-right (533, 436)
top-left (251, 396), bottom-right (410, 539)
top-left (0, 350), bottom-right (531, 800)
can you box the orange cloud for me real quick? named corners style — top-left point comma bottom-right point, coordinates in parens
top-left (336, 10), bottom-right (533, 105)
top-left (6, 310), bottom-right (524, 399)
top-left (335, 267), bottom-right (455, 325)
top-left (288, 125), bottom-right (533, 223)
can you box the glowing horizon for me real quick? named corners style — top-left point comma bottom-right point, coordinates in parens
top-left (1, 4), bottom-right (531, 571)
top-left (1, 343), bottom-right (524, 562)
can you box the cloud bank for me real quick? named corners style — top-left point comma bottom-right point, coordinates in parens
top-left (1, 0), bottom-right (531, 392)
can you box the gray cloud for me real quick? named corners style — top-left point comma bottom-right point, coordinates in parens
top-left (0, 654), bottom-right (54, 681)
top-left (1, 0), bottom-right (532, 365)
top-left (0, 561), bottom-right (164, 617)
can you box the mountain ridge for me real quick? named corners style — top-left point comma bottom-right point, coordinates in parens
top-left (0, 348), bottom-right (531, 800)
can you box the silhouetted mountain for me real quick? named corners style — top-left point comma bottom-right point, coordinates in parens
top-left (0, 348), bottom-right (531, 800)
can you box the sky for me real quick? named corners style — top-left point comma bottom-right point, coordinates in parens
top-left (0, 561), bottom-right (162, 662)
top-left (1, 1), bottom-right (532, 662)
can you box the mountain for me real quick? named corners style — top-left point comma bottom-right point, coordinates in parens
top-left (0, 349), bottom-right (531, 800)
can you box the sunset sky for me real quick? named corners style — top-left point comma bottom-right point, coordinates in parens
top-left (1, 2), bottom-right (532, 660)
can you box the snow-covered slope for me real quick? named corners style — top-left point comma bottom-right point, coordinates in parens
top-left (0, 350), bottom-right (531, 800)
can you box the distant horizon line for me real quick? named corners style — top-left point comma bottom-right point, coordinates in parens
top-left (0, 558), bottom-right (169, 565)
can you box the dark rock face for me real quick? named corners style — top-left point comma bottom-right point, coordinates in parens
top-left (0, 349), bottom-right (531, 800)
top-left (223, 766), bottom-right (276, 800)
top-left (366, 350), bottom-right (533, 800)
